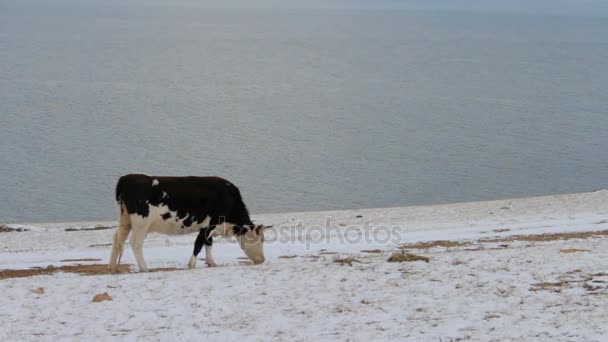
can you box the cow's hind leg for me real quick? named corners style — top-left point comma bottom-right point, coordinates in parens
top-left (130, 221), bottom-right (150, 272)
top-left (189, 226), bottom-right (215, 269)
top-left (108, 207), bottom-right (132, 273)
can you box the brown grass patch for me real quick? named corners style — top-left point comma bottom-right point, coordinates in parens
top-left (566, 269), bottom-right (583, 274)
top-left (64, 226), bottom-right (114, 232)
top-left (319, 251), bottom-right (338, 255)
top-left (88, 243), bottom-right (112, 248)
top-left (484, 314), bottom-right (500, 320)
top-left (399, 240), bottom-right (471, 249)
top-left (493, 229), bottom-right (511, 233)
top-left (0, 264), bottom-right (181, 280)
top-left (590, 272), bottom-right (608, 277)
top-left (400, 230), bottom-right (608, 250)
top-left (60, 258), bottom-right (102, 262)
top-left (334, 257), bottom-right (362, 266)
top-left (278, 255), bottom-right (297, 259)
top-left (32, 287), bottom-right (44, 294)
top-left (387, 253), bottom-right (430, 263)
top-left (560, 249), bottom-right (591, 253)
top-left (483, 230), bottom-right (608, 243)
top-left (532, 281), bottom-right (565, 288)
top-left (530, 282), bottom-right (567, 291)
top-left (361, 249), bottom-right (383, 253)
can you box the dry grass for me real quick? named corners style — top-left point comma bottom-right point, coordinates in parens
top-left (0, 264), bottom-right (181, 280)
top-left (88, 243), bottom-right (112, 248)
top-left (361, 249), bottom-right (383, 253)
top-left (559, 249), bottom-right (591, 253)
top-left (400, 230), bottom-right (608, 250)
top-left (483, 230), bottom-right (608, 243)
top-left (64, 226), bottom-right (114, 232)
top-left (529, 281), bottom-right (572, 292)
top-left (60, 258), bottom-right (102, 262)
top-left (399, 240), bottom-right (471, 249)
top-left (333, 257), bottom-right (362, 266)
top-left (493, 229), bottom-right (511, 233)
top-left (387, 252), bottom-right (430, 263)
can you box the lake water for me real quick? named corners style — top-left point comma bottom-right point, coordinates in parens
top-left (1, 0), bottom-right (608, 223)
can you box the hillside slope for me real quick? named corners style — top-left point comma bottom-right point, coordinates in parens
top-left (2, 191), bottom-right (608, 340)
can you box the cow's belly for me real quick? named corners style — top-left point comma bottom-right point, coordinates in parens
top-left (138, 205), bottom-right (210, 235)
top-left (148, 219), bottom-right (204, 235)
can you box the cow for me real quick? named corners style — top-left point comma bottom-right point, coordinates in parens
top-left (108, 174), bottom-right (270, 272)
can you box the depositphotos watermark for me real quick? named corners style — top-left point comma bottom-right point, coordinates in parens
top-left (258, 217), bottom-right (404, 250)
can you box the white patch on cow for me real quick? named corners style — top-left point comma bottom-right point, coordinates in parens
top-left (143, 204), bottom-right (211, 235)
top-left (162, 191), bottom-right (168, 198)
top-left (152, 179), bottom-right (159, 186)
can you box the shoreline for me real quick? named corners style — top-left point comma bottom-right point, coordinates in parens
top-left (5, 189), bottom-right (607, 231)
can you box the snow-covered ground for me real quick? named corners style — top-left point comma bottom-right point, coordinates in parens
top-left (2, 191), bottom-right (608, 341)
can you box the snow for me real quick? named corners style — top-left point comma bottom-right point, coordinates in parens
top-left (2, 190), bottom-right (608, 341)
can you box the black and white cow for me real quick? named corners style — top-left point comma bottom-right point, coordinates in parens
top-left (108, 174), bottom-right (269, 272)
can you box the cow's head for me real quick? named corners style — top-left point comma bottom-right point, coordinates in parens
top-left (238, 224), bottom-right (272, 265)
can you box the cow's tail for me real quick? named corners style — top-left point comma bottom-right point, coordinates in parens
top-left (109, 176), bottom-right (132, 272)
top-left (109, 204), bottom-right (131, 272)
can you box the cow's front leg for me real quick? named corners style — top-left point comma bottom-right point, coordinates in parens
top-left (130, 225), bottom-right (149, 272)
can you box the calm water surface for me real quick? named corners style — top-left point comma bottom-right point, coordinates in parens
top-left (1, 1), bottom-right (607, 223)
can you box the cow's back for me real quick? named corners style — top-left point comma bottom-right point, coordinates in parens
top-left (116, 174), bottom-right (252, 232)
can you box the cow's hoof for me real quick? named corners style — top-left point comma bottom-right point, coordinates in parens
top-left (187, 256), bottom-right (197, 269)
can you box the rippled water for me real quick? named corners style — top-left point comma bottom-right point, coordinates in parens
top-left (1, 0), bottom-right (607, 223)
